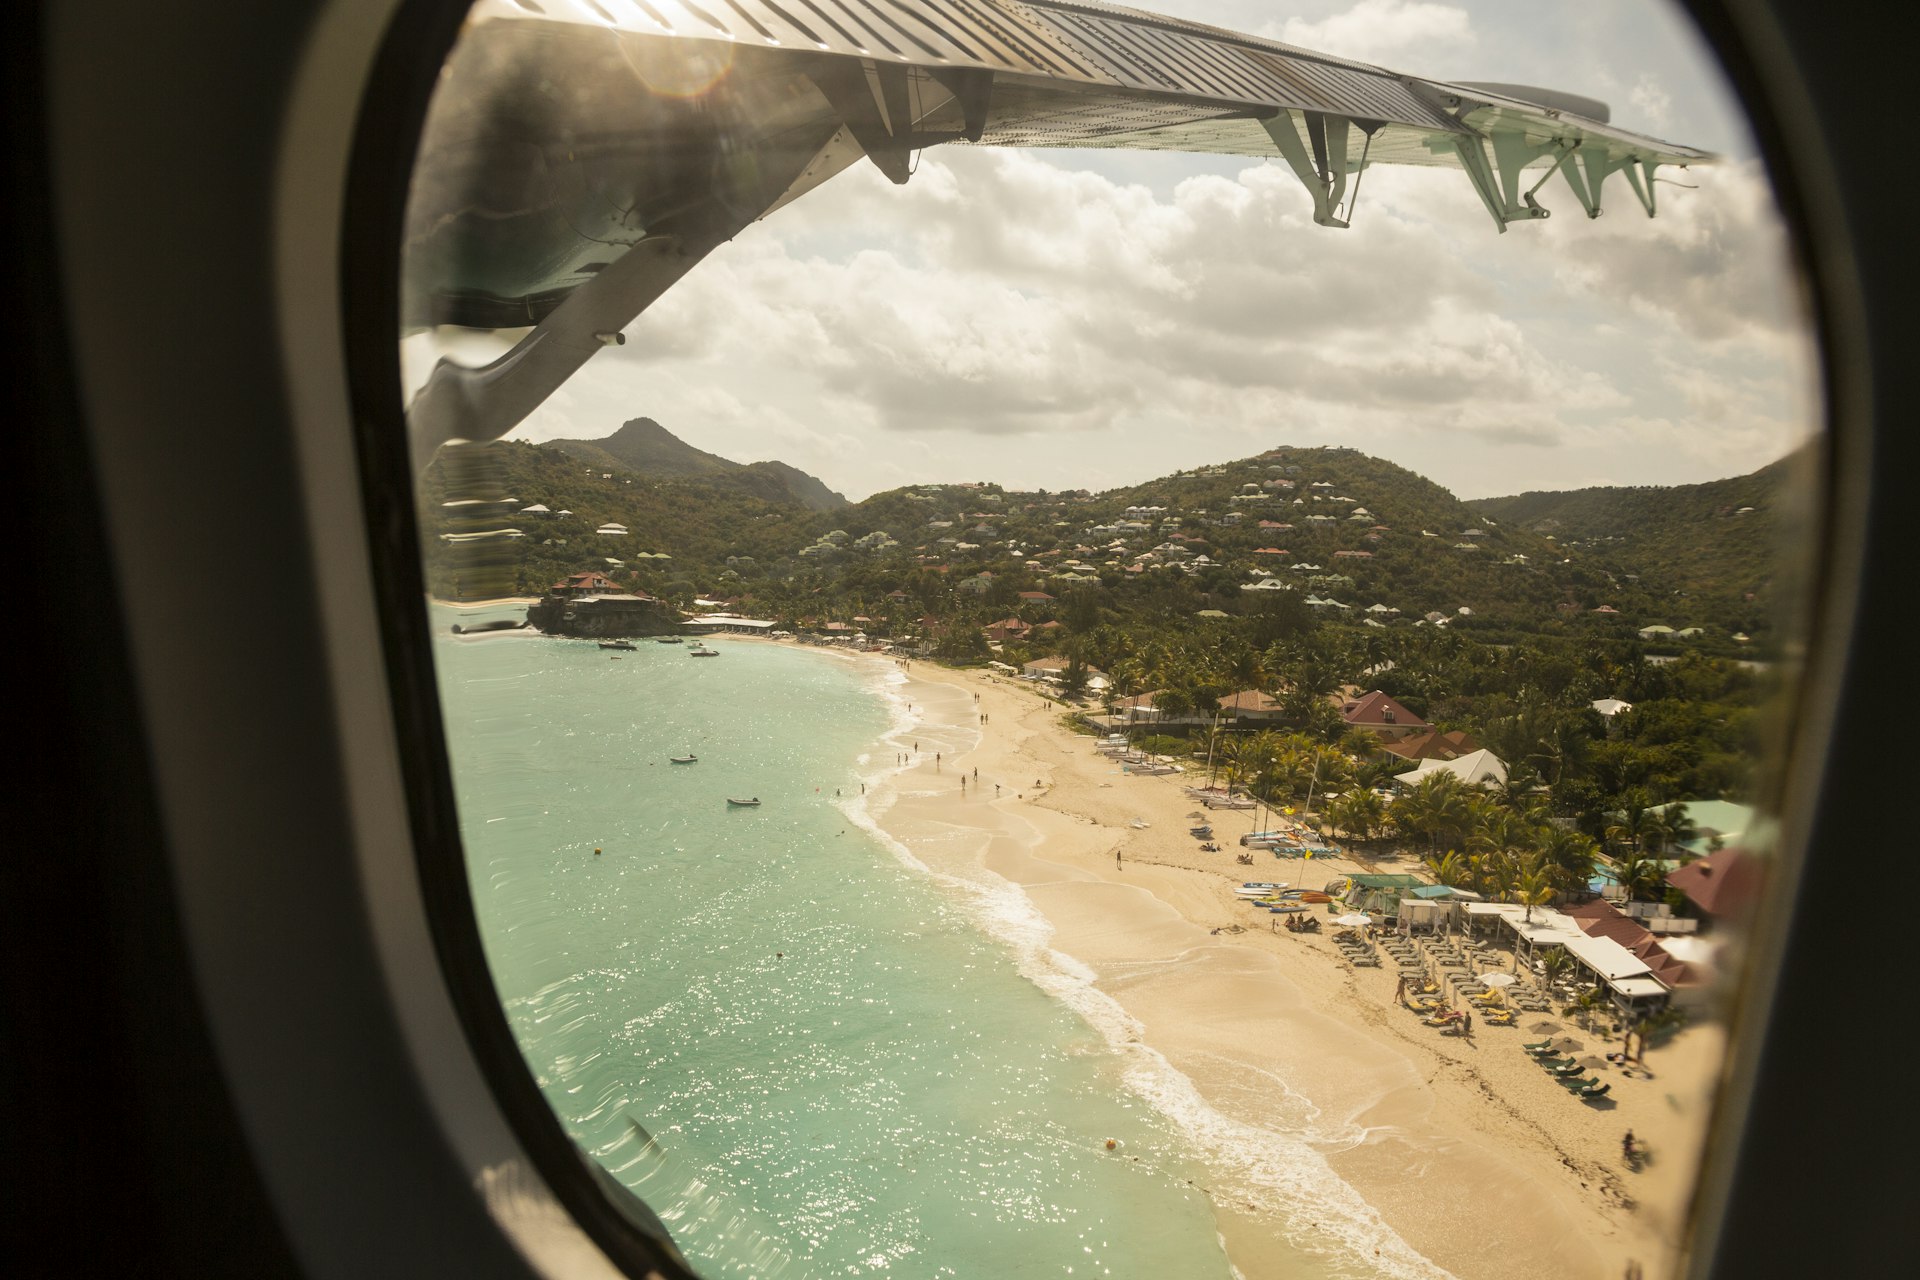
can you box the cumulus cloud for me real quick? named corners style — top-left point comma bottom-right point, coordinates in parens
top-left (477, 0), bottom-right (1816, 504)
top-left (1265, 0), bottom-right (1475, 69)
top-left (1629, 74), bottom-right (1675, 128)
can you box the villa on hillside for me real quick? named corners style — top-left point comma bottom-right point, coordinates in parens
top-left (1336, 690), bottom-right (1429, 741)
top-left (983, 617), bottom-right (1031, 645)
top-left (551, 571), bottom-right (623, 597)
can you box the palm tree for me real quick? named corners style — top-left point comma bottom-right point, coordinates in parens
top-left (1536, 826), bottom-right (1600, 897)
top-left (1327, 787), bottom-right (1386, 843)
top-left (1515, 856), bottom-right (1556, 923)
top-left (1393, 773), bottom-right (1475, 859)
top-left (1423, 848), bottom-right (1471, 888)
top-left (1612, 847), bottom-right (1669, 903)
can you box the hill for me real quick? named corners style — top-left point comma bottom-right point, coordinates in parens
top-left (1466, 444), bottom-right (1815, 639)
top-left (547, 417), bottom-right (848, 511)
top-left (421, 435), bottom-right (1801, 656)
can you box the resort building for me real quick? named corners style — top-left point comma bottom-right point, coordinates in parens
top-left (1336, 690), bottom-right (1429, 741)
top-left (1390, 748), bottom-right (1510, 791)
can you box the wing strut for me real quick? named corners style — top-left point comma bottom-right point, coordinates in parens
top-left (1263, 110), bottom-right (1360, 228)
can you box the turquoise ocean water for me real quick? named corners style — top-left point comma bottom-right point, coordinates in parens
top-left (433, 614), bottom-right (1239, 1278)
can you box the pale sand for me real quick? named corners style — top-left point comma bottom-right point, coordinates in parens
top-left (835, 651), bottom-right (1723, 1280)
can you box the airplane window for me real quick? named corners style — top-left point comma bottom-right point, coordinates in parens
top-left (392, 3), bottom-right (1821, 1277)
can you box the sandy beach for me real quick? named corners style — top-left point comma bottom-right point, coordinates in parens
top-left (834, 651), bottom-right (1722, 1280)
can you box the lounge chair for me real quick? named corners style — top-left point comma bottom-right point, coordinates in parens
top-left (1558, 1076), bottom-right (1602, 1091)
top-left (1576, 1082), bottom-right (1611, 1099)
top-left (1483, 1009), bottom-right (1515, 1026)
top-left (1522, 1038), bottom-right (1555, 1052)
top-left (1537, 1057), bottom-right (1575, 1071)
top-left (1551, 1061), bottom-right (1586, 1076)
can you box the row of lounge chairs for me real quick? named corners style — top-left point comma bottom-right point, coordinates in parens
top-left (1334, 932), bottom-right (1381, 967)
top-left (1522, 1040), bottom-right (1612, 1100)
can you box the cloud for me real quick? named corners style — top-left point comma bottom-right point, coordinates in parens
top-left (1629, 75), bottom-right (1674, 128)
top-left (1265, 1), bottom-right (1475, 68)
top-left (504, 117), bottom-right (1815, 502)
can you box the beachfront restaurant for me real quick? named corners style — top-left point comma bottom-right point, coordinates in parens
top-left (1464, 902), bottom-right (1674, 1017)
top-left (681, 613), bottom-right (777, 636)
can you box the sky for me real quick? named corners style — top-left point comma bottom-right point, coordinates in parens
top-left (426, 0), bottom-right (1822, 503)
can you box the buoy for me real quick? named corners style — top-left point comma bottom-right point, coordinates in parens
top-left (1104, 1138), bottom-right (1117, 1151)
top-left (594, 848), bottom-right (602, 856)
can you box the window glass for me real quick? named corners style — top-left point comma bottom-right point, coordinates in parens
top-left (399, 4), bottom-right (1819, 1277)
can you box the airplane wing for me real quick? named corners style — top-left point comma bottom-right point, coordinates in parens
top-left (407, 0), bottom-right (1712, 455)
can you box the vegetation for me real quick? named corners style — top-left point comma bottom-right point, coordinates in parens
top-left (419, 426), bottom-right (1796, 918)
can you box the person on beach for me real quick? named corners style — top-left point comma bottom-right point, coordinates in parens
top-left (994, 784), bottom-right (1000, 797)
top-left (1462, 1010), bottom-right (1472, 1035)
top-left (1115, 849), bottom-right (1122, 869)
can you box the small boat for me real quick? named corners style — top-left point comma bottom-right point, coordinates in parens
top-left (655, 636), bottom-right (683, 644)
top-left (725, 797), bottom-right (760, 808)
top-left (689, 645), bottom-right (719, 657)
top-left (598, 640), bottom-right (636, 651)
top-left (669, 754), bottom-right (697, 764)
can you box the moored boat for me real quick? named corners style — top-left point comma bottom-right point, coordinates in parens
top-left (669, 754), bottom-right (697, 764)
top-left (725, 796), bottom-right (760, 807)
top-left (598, 640), bottom-right (636, 650)
top-left (656, 636), bottom-right (683, 644)
top-left (689, 645), bottom-right (719, 657)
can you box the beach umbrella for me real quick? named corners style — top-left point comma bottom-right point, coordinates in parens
top-left (1334, 912), bottom-right (1372, 927)
top-left (1478, 972), bottom-right (1517, 988)
top-left (1529, 1020), bottom-right (1562, 1034)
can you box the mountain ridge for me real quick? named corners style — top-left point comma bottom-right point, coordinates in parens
top-left (546, 417), bottom-right (849, 512)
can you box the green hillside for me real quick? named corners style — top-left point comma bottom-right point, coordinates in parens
top-left (547, 417), bottom-right (848, 511)
top-left (1467, 445), bottom-right (1817, 641)
top-left (420, 430), bottom-right (1804, 657)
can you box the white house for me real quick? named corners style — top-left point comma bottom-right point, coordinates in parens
top-left (1392, 749), bottom-right (1510, 791)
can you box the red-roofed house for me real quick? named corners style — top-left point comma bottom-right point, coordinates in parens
top-left (1377, 728), bottom-right (1482, 763)
top-left (1217, 689), bottom-right (1287, 724)
top-left (1559, 899), bottom-right (1695, 990)
top-left (1665, 849), bottom-right (1766, 925)
top-left (552, 571), bottom-right (623, 597)
top-left (1336, 690), bottom-right (1429, 741)
top-left (983, 617), bottom-right (1032, 645)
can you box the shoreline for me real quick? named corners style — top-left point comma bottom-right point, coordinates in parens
top-left (834, 648), bottom-right (1716, 1280)
top-left (671, 635), bottom-right (1717, 1279)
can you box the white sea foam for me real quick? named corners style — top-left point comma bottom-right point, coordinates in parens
top-left (838, 662), bottom-right (1454, 1280)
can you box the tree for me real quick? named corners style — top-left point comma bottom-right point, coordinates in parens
top-left (1326, 788), bottom-right (1385, 843)
top-left (1515, 856), bottom-right (1556, 922)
